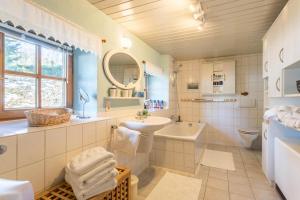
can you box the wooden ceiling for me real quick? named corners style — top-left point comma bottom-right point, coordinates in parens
top-left (88, 0), bottom-right (287, 60)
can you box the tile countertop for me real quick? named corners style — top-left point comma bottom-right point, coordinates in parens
top-left (0, 115), bottom-right (111, 138)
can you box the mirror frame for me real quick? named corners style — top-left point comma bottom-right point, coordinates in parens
top-left (103, 49), bottom-right (143, 89)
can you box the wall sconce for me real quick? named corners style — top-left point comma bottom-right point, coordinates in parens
top-left (121, 37), bottom-right (132, 49)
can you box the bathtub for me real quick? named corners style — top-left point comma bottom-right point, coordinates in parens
top-left (151, 122), bottom-right (206, 174)
top-left (154, 122), bottom-right (205, 141)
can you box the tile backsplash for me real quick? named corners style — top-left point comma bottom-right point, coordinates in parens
top-left (174, 54), bottom-right (264, 147)
top-left (0, 119), bottom-right (115, 194)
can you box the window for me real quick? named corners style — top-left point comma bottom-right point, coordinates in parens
top-left (0, 32), bottom-right (73, 120)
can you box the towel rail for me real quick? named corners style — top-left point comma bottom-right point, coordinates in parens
top-left (181, 98), bottom-right (237, 103)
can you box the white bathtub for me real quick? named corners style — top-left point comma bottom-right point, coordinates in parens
top-left (151, 122), bottom-right (206, 174)
top-left (154, 122), bottom-right (205, 141)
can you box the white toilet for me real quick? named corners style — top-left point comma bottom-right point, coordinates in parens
top-left (238, 129), bottom-right (259, 148)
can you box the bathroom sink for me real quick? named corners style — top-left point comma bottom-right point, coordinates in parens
top-left (120, 116), bottom-right (171, 133)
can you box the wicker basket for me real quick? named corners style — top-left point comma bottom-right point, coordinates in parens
top-left (24, 108), bottom-right (72, 127)
top-left (35, 167), bottom-right (131, 200)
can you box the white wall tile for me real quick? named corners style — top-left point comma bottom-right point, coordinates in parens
top-left (0, 170), bottom-right (16, 179)
top-left (18, 131), bottom-right (44, 167)
top-left (184, 141), bottom-right (194, 154)
top-left (175, 54), bottom-right (263, 147)
top-left (45, 128), bottom-right (67, 158)
top-left (0, 136), bottom-right (16, 174)
top-left (83, 122), bottom-right (96, 145)
top-left (45, 154), bottom-right (66, 188)
top-left (17, 161), bottom-right (44, 193)
top-left (173, 140), bottom-right (184, 153)
top-left (66, 124), bottom-right (82, 151)
top-left (96, 120), bottom-right (107, 141)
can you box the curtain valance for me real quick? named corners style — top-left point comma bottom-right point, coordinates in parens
top-left (0, 0), bottom-right (101, 54)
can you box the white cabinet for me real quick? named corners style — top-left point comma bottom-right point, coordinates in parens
top-left (201, 60), bottom-right (235, 95)
top-left (262, 122), bottom-right (272, 182)
top-left (221, 60), bottom-right (235, 94)
top-left (275, 138), bottom-right (300, 200)
top-left (267, 10), bottom-right (284, 97)
top-left (262, 36), bottom-right (269, 78)
top-left (283, 0), bottom-right (300, 68)
top-left (264, 0), bottom-right (300, 97)
top-left (201, 63), bottom-right (213, 95)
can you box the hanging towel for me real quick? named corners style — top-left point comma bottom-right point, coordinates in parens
top-left (112, 126), bottom-right (141, 156)
top-left (65, 173), bottom-right (117, 200)
top-left (137, 133), bottom-right (154, 153)
top-left (0, 179), bottom-right (34, 200)
top-left (68, 147), bottom-right (115, 175)
top-left (66, 167), bottom-right (118, 189)
top-left (66, 159), bottom-right (116, 183)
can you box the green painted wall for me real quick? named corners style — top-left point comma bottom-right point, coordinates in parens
top-left (31, 0), bottom-right (166, 111)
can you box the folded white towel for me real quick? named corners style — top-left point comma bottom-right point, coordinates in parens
top-left (137, 133), bottom-right (154, 153)
top-left (65, 173), bottom-right (117, 200)
top-left (67, 167), bottom-right (118, 189)
top-left (112, 126), bottom-right (141, 156)
top-left (66, 159), bottom-right (117, 183)
top-left (264, 108), bottom-right (278, 121)
top-left (0, 179), bottom-right (34, 200)
top-left (69, 147), bottom-right (115, 175)
top-left (277, 111), bottom-right (293, 122)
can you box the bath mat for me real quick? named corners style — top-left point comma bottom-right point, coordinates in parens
top-left (201, 149), bottom-right (235, 171)
top-left (145, 172), bottom-right (202, 200)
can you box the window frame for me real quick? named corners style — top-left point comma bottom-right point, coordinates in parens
top-left (0, 32), bottom-right (73, 120)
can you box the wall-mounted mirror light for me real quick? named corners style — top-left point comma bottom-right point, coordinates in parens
top-left (121, 37), bottom-right (132, 49)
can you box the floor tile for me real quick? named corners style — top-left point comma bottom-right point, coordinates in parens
top-left (207, 177), bottom-right (228, 191)
top-left (229, 182), bottom-right (254, 198)
top-left (230, 193), bottom-right (255, 200)
top-left (204, 187), bottom-right (229, 200)
top-left (209, 168), bottom-right (228, 181)
top-left (228, 173), bottom-right (249, 185)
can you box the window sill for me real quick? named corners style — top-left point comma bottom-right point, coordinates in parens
top-left (0, 115), bottom-right (111, 138)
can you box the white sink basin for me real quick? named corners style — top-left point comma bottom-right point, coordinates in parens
top-left (120, 116), bottom-right (171, 133)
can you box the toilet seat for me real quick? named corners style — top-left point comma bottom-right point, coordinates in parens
top-left (238, 129), bottom-right (259, 135)
top-left (238, 129), bottom-right (259, 148)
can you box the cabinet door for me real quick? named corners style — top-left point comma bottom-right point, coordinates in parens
top-left (268, 14), bottom-right (284, 97)
top-left (262, 122), bottom-right (269, 178)
top-left (200, 63), bottom-right (213, 95)
top-left (222, 60), bottom-right (235, 94)
top-left (283, 0), bottom-right (300, 68)
top-left (262, 37), bottom-right (269, 78)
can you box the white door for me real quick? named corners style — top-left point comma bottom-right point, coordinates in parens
top-left (200, 63), bottom-right (213, 95)
top-left (222, 60), bottom-right (235, 94)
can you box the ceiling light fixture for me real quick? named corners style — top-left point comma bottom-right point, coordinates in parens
top-left (190, 1), bottom-right (206, 31)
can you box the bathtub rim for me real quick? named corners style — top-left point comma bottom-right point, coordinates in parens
top-left (154, 122), bottom-right (206, 141)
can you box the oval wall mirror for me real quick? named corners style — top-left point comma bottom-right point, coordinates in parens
top-left (103, 50), bottom-right (143, 89)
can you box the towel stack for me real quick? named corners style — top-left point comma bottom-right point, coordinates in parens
top-left (264, 106), bottom-right (300, 129)
top-left (65, 147), bottom-right (118, 200)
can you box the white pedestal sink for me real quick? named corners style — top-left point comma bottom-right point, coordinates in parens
top-left (120, 116), bottom-right (171, 133)
top-left (118, 116), bottom-right (171, 175)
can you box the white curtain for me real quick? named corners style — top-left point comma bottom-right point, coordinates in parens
top-left (144, 61), bottom-right (163, 77)
top-left (0, 0), bottom-right (101, 54)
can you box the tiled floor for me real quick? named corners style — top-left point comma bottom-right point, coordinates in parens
top-left (137, 144), bottom-right (282, 200)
